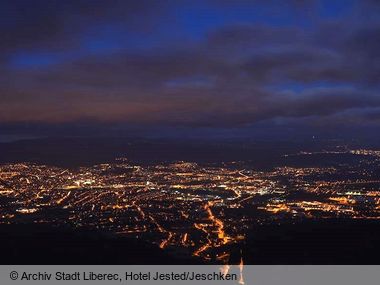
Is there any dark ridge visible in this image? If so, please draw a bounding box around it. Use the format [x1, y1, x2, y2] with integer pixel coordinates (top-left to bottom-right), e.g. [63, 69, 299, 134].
[243, 219, 380, 265]
[0, 224, 200, 265]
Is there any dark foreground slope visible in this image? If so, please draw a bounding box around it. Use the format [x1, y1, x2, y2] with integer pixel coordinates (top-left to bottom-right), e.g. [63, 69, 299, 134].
[1, 220, 379, 264]
[0, 224, 199, 265]
[243, 219, 380, 265]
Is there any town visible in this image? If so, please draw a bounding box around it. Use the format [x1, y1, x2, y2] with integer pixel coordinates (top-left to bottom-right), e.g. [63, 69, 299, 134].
[1, 148, 380, 263]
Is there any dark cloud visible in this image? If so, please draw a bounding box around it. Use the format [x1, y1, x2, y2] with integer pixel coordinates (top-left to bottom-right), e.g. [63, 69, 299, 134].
[0, 0, 380, 136]
[0, 0, 166, 55]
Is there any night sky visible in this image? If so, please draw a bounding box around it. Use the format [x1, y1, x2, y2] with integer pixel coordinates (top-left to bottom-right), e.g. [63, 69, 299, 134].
[1, 0, 380, 139]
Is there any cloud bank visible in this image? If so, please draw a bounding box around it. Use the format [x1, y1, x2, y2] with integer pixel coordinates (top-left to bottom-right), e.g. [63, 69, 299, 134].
[1, 0, 379, 137]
